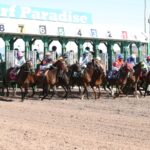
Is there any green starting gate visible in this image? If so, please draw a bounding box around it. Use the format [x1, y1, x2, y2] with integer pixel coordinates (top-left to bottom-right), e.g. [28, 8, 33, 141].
[0, 32, 149, 81]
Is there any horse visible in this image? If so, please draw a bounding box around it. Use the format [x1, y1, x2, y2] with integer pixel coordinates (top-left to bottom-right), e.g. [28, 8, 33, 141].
[68, 62, 82, 93]
[106, 63, 133, 98]
[16, 60, 35, 101]
[143, 70, 150, 96]
[41, 59, 70, 100]
[125, 62, 143, 98]
[2, 67, 20, 96]
[90, 59, 107, 99]
[80, 59, 106, 100]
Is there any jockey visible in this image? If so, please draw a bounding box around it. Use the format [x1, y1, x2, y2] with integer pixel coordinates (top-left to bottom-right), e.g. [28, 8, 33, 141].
[9, 50, 26, 80]
[79, 50, 89, 68]
[40, 51, 53, 71]
[126, 55, 136, 70]
[112, 54, 124, 71]
[51, 45, 58, 61]
[14, 50, 26, 68]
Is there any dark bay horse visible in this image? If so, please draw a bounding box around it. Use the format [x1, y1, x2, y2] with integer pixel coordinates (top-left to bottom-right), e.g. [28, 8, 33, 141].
[68, 62, 82, 93]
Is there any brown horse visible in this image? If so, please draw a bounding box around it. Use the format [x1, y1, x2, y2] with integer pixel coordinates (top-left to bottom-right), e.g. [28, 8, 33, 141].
[41, 59, 70, 100]
[16, 61, 35, 101]
[144, 70, 150, 96]
[106, 63, 133, 98]
[2, 67, 18, 96]
[90, 59, 107, 99]
[125, 62, 143, 98]
[80, 59, 106, 100]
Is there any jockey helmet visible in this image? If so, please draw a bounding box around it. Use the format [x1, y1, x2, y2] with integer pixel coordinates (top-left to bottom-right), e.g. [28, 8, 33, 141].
[118, 54, 123, 59]
[52, 45, 57, 51]
[127, 57, 130, 63]
[130, 56, 135, 62]
[147, 56, 150, 61]
[85, 46, 90, 51]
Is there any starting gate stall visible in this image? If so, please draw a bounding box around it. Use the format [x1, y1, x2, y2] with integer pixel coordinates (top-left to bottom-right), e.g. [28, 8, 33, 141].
[66, 50, 75, 65]
[51, 50, 57, 62]
[6, 50, 16, 69]
[99, 52, 108, 70]
[26, 50, 37, 69]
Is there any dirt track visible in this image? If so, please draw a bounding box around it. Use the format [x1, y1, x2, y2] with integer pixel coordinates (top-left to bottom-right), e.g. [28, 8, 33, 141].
[0, 95, 150, 150]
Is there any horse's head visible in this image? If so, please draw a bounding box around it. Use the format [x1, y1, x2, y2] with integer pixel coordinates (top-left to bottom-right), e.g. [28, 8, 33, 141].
[70, 62, 81, 72]
[119, 63, 132, 78]
[54, 60, 68, 72]
[133, 62, 143, 75]
[20, 60, 33, 73]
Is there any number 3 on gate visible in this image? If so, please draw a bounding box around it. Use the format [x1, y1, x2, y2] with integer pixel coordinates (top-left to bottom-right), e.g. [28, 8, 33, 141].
[18, 24, 25, 33]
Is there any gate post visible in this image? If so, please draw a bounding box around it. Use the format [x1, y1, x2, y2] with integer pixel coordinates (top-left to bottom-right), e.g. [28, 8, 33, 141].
[129, 43, 133, 55]
[136, 42, 142, 62]
[24, 37, 31, 60]
[92, 40, 100, 58]
[4, 37, 11, 71]
[75, 39, 84, 61]
[148, 42, 150, 55]
[42, 37, 49, 57]
[107, 41, 114, 70]
[59, 38, 68, 55]
[121, 42, 129, 61]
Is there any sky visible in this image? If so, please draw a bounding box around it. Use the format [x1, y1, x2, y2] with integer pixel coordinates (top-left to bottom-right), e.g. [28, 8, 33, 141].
[0, 0, 150, 55]
[1, 0, 150, 32]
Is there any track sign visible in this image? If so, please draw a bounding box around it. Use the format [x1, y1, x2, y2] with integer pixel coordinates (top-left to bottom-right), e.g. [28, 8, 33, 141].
[39, 25, 47, 34]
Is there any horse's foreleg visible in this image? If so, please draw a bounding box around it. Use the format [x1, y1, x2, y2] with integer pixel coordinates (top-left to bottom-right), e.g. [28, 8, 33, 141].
[92, 86, 97, 99]
[97, 85, 101, 99]
[134, 82, 139, 99]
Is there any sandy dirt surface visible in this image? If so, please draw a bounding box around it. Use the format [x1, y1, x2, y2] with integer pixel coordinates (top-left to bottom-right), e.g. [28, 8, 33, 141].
[0, 94, 150, 150]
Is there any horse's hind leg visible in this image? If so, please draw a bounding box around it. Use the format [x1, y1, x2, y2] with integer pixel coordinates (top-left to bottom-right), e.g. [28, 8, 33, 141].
[49, 86, 56, 99]
[144, 83, 149, 97]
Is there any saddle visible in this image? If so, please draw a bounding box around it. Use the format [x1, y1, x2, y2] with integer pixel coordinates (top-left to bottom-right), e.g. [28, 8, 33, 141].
[9, 68, 20, 81]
